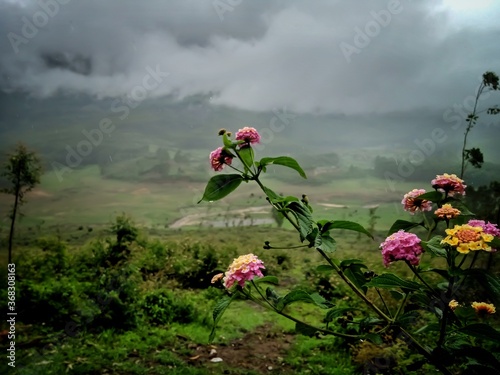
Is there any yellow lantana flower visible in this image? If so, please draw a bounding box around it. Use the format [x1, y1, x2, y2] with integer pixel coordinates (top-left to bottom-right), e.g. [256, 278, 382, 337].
[441, 224, 494, 254]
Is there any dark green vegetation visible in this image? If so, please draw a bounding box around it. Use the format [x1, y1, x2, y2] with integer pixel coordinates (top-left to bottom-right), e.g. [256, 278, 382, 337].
[1, 92, 500, 374]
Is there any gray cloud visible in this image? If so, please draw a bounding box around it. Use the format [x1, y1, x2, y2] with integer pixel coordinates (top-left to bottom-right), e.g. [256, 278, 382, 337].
[1, 0, 499, 114]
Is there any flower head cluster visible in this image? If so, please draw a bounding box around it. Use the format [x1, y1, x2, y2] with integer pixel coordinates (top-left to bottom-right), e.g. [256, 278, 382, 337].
[223, 253, 265, 289]
[235, 126, 261, 146]
[380, 230, 423, 267]
[449, 300, 460, 311]
[401, 189, 433, 214]
[209, 147, 233, 171]
[434, 204, 461, 220]
[431, 173, 466, 196]
[471, 302, 496, 317]
[468, 219, 500, 236]
[441, 224, 494, 254]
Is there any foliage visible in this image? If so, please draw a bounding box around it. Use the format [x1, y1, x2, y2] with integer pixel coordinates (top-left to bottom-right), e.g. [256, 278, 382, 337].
[1, 142, 42, 262]
[202, 126, 500, 375]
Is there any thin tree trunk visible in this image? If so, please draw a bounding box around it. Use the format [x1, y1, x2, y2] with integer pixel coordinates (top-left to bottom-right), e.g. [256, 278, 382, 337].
[7, 184, 20, 264]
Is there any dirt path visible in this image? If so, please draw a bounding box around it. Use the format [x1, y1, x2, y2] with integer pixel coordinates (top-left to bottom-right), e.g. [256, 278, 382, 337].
[183, 323, 295, 373]
[169, 206, 271, 228]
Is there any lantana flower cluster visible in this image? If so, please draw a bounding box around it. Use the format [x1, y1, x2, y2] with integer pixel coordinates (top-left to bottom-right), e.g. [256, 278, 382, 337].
[380, 230, 423, 267]
[213, 253, 266, 289]
[208, 127, 261, 172]
[401, 189, 433, 214]
[441, 224, 494, 254]
[431, 173, 466, 196]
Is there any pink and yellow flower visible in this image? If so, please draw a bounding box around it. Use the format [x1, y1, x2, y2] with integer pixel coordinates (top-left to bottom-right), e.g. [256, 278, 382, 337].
[401, 189, 433, 214]
[223, 253, 265, 288]
[434, 204, 461, 220]
[431, 173, 466, 196]
[380, 230, 423, 267]
[209, 147, 233, 171]
[441, 224, 494, 254]
[235, 127, 261, 146]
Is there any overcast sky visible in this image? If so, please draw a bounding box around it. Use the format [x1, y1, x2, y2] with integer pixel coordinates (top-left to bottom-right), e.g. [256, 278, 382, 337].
[1, 0, 499, 115]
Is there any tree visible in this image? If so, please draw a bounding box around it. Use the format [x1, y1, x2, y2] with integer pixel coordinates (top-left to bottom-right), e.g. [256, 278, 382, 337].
[460, 71, 499, 178]
[1, 143, 42, 263]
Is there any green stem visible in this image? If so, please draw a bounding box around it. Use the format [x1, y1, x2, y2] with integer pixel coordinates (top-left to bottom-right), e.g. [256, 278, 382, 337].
[375, 288, 392, 318]
[406, 261, 442, 300]
[317, 249, 392, 322]
[248, 281, 361, 339]
[460, 82, 485, 179]
[393, 292, 410, 322]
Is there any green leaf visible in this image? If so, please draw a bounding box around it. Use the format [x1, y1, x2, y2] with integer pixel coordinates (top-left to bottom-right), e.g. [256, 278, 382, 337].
[259, 156, 307, 179]
[389, 290, 404, 300]
[253, 276, 279, 285]
[340, 259, 366, 269]
[237, 147, 254, 172]
[316, 265, 334, 273]
[319, 220, 373, 239]
[364, 333, 383, 345]
[490, 236, 500, 249]
[277, 290, 331, 311]
[314, 233, 337, 253]
[209, 294, 237, 342]
[387, 220, 423, 236]
[416, 191, 443, 202]
[415, 323, 440, 334]
[421, 236, 447, 258]
[286, 201, 315, 241]
[458, 324, 500, 342]
[261, 185, 282, 202]
[198, 174, 243, 203]
[421, 268, 450, 280]
[324, 307, 357, 323]
[365, 273, 422, 292]
[344, 265, 369, 294]
[295, 321, 317, 337]
[266, 287, 281, 305]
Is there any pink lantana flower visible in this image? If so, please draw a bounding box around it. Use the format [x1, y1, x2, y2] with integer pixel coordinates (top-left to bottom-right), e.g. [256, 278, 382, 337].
[431, 173, 466, 196]
[401, 189, 433, 214]
[209, 147, 233, 171]
[468, 219, 500, 251]
[380, 230, 423, 267]
[223, 253, 265, 288]
[235, 127, 261, 146]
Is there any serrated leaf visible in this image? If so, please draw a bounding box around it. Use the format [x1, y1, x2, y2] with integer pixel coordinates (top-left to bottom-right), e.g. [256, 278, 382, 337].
[277, 290, 330, 311]
[261, 185, 282, 202]
[421, 236, 447, 258]
[209, 294, 237, 342]
[198, 174, 243, 203]
[319, 220, 373, 239]
[314, 233, 337, 253]
[259, 156, 307, 179]
[253, 276, 279, 285]
[387, 220, 423, 236]
[286, 201, 315, 241]
[365, 273, 422, 292]
[462, 269, 500, 304]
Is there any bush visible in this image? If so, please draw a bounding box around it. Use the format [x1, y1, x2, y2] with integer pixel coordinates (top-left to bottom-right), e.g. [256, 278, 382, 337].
[140, 289, 195, 325]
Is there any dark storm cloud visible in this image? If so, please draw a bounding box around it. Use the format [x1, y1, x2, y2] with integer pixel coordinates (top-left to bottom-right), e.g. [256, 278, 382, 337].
[0, 0, 499, 114]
